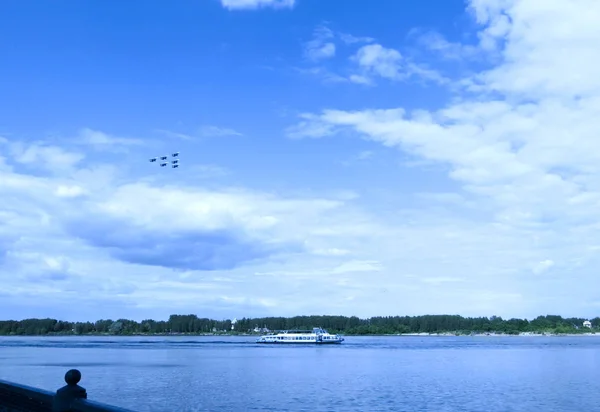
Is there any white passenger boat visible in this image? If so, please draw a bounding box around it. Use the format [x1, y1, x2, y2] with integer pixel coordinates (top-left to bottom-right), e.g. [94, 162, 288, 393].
[256, 327, 344, 344]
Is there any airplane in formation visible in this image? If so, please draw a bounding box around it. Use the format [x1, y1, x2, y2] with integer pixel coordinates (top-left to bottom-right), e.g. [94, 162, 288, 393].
[149, 152, 180, 168]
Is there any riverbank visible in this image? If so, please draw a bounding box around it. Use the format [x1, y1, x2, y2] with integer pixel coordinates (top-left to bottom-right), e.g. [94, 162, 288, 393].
[398, 332, 599, 337]
[1, 331, 598, 337]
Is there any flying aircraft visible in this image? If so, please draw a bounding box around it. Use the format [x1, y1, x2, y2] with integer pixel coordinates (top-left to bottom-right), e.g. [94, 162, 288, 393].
[150, 151, 180, 169]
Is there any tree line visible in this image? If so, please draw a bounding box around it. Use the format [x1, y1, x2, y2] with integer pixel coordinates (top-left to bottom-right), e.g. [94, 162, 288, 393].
[0, 314, 598, 336]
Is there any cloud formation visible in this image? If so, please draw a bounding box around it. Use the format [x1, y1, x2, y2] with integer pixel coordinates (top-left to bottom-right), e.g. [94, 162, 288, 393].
[286, 0, 600, 315]
[298, 25, 446, 86]
[0, 135, 394, 319]
[3, 0, 599, 322]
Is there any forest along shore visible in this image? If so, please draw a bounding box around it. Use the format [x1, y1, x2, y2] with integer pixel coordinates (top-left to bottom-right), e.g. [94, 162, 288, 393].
[0, 314, 598, 336]
[402, 332, 599, 337]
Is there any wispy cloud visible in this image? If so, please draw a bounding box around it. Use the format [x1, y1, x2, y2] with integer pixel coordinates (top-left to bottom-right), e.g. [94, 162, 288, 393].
[220, 0, 295, 10]
[155, 126, 242, 140]
[339, 150, 375, 166]
[186, 164, 231, 179]
[421, 277, 465, 285]
[198, 125, 243, 138]
[350, 43, 447, 85]
[414, 30, 480, 60]
[77, 128, 143, 148]
[6, 141, 84, 173]
[304, 26, 336, 61]
[298, 27, 447, 86]
[533, 260, 554, 275]
[154, 129, 194, 141]
[332, 260, 383, 274]
[294, 67, 348, 84]
[339, 32, 374, 45]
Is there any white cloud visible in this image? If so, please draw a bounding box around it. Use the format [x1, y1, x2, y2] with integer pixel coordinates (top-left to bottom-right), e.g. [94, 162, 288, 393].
[295, 67, 348, 84]
[286, 113, 338, 139]
[332, 260, 383, 274]
[8, 142, 84, 172]
[154, 126, 242, 140]
[353, 44, 403, 79]
[304, 26, 336, 61]
[285, 0, 600, 316]
[185, 164, 231, 179]
[308, 42, 335, 60]
[357, 150, 373, 160]
[220, 0, 295, 10]
[198, 125, 243, 138]
[416, 31, 480, 60]
[0, 135, 403, 319]
[311, 248, 350, 257]
[348, 74, 373, 85]
[338, 150, 375, 167]
[421, 277, 465, 285]
[350, 43, 447, 85]
[299, 27, 445, 86]
[77, 128, 143, 148]
[469, 0, 600, 99]
[55, 185, 87, 198]
[533, 259, 554, 275]
[43, 255, 70, 272]
[339, 33, 374, 45]
[154, 129, 194, 141]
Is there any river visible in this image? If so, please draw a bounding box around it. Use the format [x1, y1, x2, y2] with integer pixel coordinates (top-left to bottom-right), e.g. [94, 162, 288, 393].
[1, 335, 599, 411]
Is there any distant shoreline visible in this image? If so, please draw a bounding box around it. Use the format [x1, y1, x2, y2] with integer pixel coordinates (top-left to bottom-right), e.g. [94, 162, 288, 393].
[398, 332, 600, 337]
[2, 315, 596, 337]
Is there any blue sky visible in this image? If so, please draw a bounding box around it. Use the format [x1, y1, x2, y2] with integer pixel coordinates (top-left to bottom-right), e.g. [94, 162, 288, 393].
[1, 0, 599, 322]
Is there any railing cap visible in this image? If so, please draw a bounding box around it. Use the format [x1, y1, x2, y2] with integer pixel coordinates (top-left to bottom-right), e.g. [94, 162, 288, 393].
[65, 369, 82, 386]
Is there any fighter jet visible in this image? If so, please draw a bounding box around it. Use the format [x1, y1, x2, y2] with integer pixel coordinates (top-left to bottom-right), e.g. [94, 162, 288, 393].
[150, 151, 180, 169]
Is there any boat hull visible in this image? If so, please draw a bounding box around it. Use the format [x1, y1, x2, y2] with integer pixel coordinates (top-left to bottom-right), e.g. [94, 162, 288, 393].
[256, 339, 344, 344]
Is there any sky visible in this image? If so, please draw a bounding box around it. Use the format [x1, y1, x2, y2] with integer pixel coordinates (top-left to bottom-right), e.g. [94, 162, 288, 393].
[1, 0, 599, 322]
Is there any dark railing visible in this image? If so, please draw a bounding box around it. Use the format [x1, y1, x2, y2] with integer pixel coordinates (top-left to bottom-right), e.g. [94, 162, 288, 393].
[0, 370, 135, 412]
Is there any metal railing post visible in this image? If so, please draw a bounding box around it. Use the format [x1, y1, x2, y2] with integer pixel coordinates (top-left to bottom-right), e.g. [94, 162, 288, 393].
[52, 369, 87, 412]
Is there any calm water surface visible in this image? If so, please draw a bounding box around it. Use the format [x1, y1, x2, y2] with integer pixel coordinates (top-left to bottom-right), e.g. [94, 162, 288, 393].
[1, 336, 599, 411]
